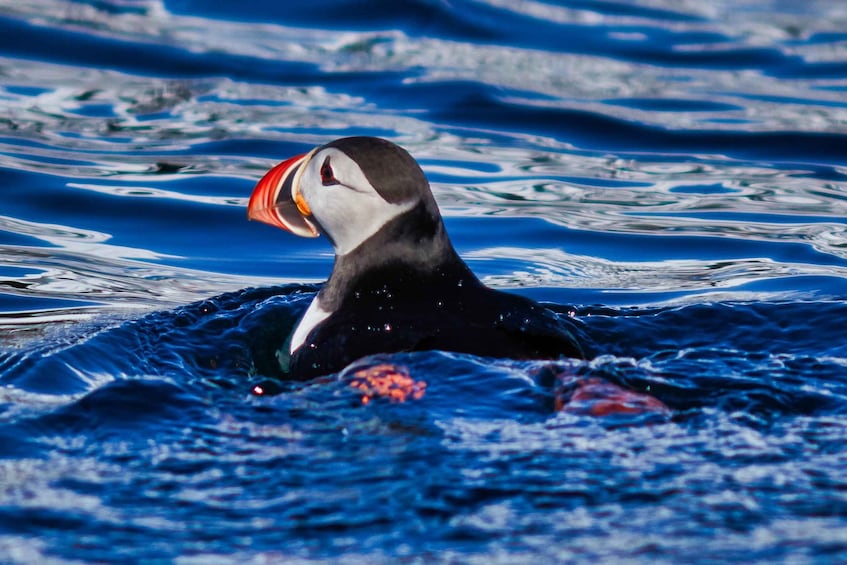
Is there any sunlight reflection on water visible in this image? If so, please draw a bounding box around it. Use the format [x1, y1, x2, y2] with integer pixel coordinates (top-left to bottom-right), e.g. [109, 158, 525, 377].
[1, 1, 847, 562]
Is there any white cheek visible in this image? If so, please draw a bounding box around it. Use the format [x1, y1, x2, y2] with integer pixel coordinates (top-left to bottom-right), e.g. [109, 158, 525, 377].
[301, 161, 414, 256]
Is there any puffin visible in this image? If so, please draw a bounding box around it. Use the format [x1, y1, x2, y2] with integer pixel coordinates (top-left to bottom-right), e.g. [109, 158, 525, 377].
[247, 136, 584, 379]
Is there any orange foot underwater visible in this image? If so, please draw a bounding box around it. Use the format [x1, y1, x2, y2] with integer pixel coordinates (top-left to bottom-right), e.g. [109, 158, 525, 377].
[349, 363, 427, 405]
[555, 376, 670, 417]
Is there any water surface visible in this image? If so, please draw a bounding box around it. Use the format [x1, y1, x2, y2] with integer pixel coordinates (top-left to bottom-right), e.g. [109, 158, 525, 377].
[1, 1, 846, 562]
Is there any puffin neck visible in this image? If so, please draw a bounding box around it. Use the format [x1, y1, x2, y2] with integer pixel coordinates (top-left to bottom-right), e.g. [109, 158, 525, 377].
[318, 202, 478, 311]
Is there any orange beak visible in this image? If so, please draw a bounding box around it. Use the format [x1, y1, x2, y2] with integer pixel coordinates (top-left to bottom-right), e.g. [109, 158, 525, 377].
[247, 153, 319, 238]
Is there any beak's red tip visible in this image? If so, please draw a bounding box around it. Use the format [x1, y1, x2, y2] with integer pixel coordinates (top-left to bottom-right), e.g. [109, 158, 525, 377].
[247, 154, 301, 224]
[247, 153, 319, 237]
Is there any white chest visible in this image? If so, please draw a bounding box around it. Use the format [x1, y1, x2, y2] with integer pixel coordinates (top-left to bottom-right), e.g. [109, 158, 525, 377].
[290, 296, 332, 354]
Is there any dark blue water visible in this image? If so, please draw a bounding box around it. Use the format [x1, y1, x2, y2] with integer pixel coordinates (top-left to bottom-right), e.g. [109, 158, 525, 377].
[1, 0, 847, 561]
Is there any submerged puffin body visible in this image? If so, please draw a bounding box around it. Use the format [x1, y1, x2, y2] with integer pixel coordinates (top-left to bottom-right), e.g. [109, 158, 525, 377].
[248, 137, 583, 380]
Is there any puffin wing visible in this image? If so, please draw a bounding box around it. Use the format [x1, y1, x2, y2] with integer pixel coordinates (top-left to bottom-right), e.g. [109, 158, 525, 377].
[472, 288, 584, 360]
[288, 288, 584, 379]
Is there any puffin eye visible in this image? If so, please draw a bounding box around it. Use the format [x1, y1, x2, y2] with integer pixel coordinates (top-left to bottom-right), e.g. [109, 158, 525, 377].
[320, 157, 337, 186]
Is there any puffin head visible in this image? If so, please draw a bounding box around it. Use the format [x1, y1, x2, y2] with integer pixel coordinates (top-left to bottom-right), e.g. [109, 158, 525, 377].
[248, 137, 438, 256]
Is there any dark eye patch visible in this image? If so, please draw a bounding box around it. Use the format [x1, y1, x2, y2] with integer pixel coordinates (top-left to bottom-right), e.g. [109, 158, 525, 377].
[320, 157, 337, 186]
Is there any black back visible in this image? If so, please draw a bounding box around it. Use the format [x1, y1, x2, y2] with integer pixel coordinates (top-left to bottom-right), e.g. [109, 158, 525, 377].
[289, 272, 584, 379]
[288, 203, 584, 379]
